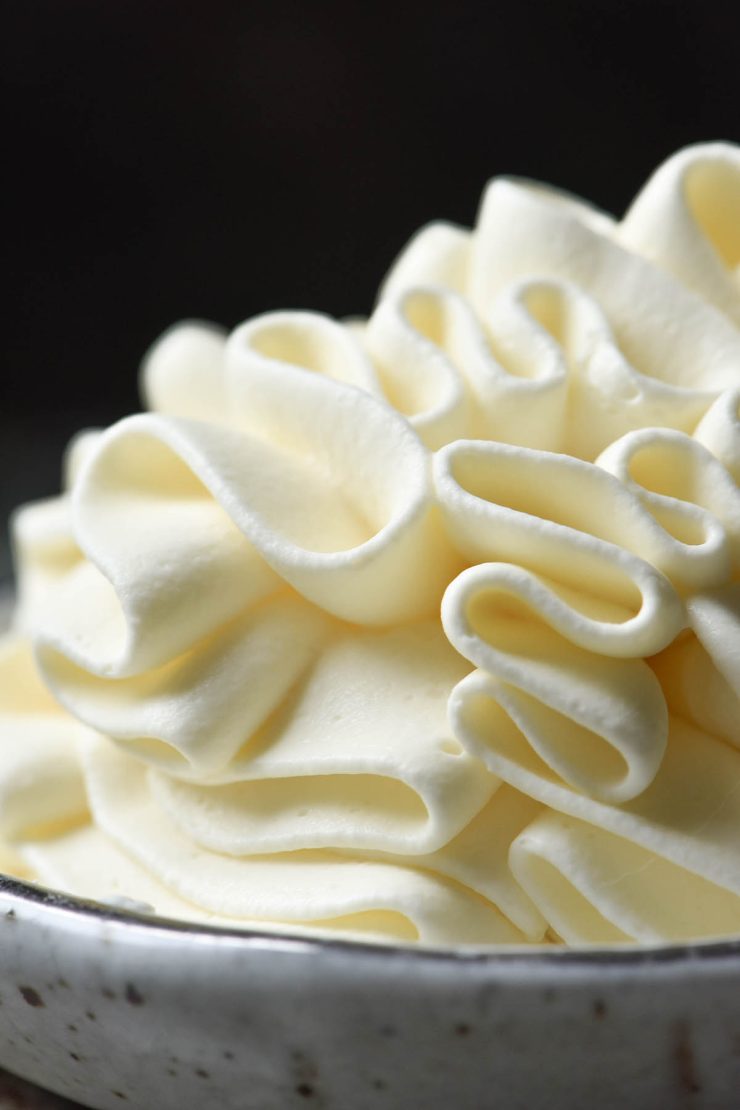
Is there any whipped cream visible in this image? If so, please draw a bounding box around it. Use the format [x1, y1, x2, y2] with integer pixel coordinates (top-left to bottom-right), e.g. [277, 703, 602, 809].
[1, 142, 739, 946]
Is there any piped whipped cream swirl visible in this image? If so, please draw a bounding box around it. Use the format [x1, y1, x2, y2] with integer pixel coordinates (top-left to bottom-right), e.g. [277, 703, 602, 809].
[1, 142, 739, 946]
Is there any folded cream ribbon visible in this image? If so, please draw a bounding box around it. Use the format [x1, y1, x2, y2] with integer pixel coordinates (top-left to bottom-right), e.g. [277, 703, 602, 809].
[1, 142, 738, 946]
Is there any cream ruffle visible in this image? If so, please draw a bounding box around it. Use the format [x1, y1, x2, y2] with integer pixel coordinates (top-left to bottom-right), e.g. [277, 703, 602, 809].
[1, 143, 739, 946]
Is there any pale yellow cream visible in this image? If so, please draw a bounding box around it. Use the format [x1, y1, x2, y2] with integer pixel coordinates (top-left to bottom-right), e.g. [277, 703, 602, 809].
[1, 142, 739, 945]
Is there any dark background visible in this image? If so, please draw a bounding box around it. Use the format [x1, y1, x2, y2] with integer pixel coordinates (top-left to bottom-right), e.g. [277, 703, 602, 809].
[2, 0, 739, 578]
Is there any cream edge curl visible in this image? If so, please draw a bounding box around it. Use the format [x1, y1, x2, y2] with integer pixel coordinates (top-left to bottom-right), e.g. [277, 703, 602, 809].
[1, 141, 739, 947]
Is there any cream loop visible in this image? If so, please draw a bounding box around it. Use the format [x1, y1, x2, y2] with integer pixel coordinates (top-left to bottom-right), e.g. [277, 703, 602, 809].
[442, 568, 669, 803]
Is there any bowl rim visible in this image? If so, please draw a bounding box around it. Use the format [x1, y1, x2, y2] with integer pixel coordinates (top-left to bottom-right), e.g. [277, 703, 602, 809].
[4, 872, 740, 968]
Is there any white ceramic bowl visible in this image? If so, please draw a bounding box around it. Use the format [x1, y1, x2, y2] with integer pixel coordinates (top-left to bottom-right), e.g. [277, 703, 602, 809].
[1, 875, 739, 1109]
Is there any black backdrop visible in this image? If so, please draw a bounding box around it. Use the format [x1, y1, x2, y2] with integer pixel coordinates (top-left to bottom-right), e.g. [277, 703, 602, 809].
[2, 0, 739, 576]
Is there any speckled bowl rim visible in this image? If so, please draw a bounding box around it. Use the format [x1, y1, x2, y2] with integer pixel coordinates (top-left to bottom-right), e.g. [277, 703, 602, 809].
[3, 872, 740, 968]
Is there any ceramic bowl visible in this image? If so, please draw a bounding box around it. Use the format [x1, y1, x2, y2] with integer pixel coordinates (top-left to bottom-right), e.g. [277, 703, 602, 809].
[1, 875, 739, 1109]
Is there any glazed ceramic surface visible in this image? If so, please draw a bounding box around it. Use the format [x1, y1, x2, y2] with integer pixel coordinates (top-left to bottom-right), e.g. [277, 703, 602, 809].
[0, 876, 739, 1110]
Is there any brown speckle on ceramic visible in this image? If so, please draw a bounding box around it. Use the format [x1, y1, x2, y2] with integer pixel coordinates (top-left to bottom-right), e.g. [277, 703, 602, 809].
[123, 984, 144, 1006]
[291, 1047, 319, 1102]
[674, 1022, 702, 1095]
[18, 988, 44, 1009]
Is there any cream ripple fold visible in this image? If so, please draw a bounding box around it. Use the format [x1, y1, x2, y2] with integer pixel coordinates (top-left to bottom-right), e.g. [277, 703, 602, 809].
[1, 142, 739, 946]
